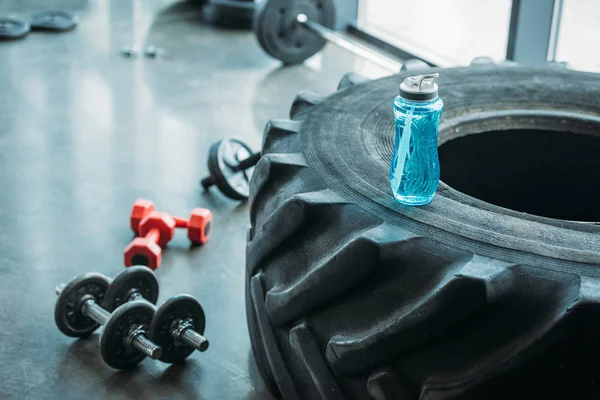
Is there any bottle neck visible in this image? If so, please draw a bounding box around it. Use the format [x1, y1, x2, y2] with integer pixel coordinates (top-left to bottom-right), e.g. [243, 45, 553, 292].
[397, 95, 440, 106]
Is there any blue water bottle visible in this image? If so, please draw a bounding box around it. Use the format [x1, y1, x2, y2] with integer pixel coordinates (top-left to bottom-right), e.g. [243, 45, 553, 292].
[390, 73, 443, 206]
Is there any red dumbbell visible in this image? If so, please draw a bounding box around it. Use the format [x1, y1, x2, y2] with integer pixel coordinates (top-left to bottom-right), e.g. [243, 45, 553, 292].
[130, 199, 155, 233]
[124, 212, 175, 270]
[129, 199, 212, 245]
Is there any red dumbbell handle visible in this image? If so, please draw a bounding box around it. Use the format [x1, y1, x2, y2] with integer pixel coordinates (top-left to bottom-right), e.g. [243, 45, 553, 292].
[172, 217, 188, 228]
[145, 228, 161, 243]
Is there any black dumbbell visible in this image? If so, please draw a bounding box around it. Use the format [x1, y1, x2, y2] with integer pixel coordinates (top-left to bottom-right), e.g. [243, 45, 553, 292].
[201, 138, 260, 201]
[54, 272, 162, 369]
[104, 267, 209, 363]
[30, 11, 78, 32]
[0, 11, 77, 41]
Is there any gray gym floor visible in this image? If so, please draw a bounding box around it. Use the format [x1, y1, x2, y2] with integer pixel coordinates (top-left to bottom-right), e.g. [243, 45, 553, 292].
[0, 0, 389, 399]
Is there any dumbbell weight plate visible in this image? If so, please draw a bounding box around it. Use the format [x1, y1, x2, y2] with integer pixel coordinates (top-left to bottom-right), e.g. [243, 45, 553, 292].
[54, 273, 111, 338]
[30, 11, 78, 32]
[99, 301, 156, 369]
[103, 266, 160, 312]
[207, 138, 255, 200]
[0, 18, 30, 40]
[254, 0, 335, 64]
[149, 294, 207, 363]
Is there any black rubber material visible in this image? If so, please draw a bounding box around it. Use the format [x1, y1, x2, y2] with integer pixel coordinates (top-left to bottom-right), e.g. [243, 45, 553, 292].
[99, 301, 155, 369]
[206, 138, 254, 200]
[0, 18, 30, 40]
[254, 0, 335, 65]
[336, 72, 370, 91]
[30, 11, 78, 32]
[400, 58, 430, 71]
[103, 266, 160, 312]
[204, 0, 255, 30]
[148, 294, 207, 364]
[54, 273, 110, 338]
[246, 66, 600, 399]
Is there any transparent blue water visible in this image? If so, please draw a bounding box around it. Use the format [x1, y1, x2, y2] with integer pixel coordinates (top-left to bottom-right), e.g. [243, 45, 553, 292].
[390, 95, 444, 206]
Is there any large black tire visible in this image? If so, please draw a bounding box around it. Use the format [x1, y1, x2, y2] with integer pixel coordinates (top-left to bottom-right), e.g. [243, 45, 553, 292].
[246, 67, 600, 400]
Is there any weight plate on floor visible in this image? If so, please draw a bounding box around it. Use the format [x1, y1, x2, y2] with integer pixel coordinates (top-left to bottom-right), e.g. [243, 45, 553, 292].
[254, 0, 335, 64]
[149, 294, 207, 364]
[30, 11, 78, 32]
[207, 138, 255, 200]
[54, 273, 111, 338]
[100, 301, 156, 369]
[103, 266, 159, 312]
[204, 0, 255, 30]
[0, 18, 30, 40]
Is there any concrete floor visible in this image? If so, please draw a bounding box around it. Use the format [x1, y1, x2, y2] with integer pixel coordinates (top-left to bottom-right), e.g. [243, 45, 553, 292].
[0, 1, 388, 399]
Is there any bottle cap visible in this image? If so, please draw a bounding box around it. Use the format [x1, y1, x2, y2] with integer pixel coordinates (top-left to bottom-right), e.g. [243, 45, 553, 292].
[399, 73, 439, 101]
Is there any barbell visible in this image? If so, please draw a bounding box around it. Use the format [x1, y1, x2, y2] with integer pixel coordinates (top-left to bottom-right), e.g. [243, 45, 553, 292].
[253, 0, 428, 71]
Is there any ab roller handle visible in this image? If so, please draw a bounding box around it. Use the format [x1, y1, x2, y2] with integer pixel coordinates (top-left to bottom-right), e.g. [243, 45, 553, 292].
[201, 151, 260, 189]
[55, 282, 163, 361]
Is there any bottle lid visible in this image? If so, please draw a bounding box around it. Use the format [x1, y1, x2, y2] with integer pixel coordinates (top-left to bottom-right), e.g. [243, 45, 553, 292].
[399, 73, 439, 101]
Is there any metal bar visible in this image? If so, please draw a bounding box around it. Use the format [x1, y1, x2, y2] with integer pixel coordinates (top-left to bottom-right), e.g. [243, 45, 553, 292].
[297, 14, 401, 72]
[547, 0, 564, 61]
[347, 24, 452, 67]
[347, 24, 443, 67]
[82, 300, 111, 325]
[506, 0, 558, 66]
[180, 327, 210, 352]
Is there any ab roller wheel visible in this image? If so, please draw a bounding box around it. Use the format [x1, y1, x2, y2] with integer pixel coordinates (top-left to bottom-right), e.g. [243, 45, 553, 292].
[202, 138, 259, 201]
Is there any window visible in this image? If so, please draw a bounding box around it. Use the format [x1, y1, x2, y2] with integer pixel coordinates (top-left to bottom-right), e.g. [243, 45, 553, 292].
[358, 0, 513, 66]
[555, 0, 600, 72]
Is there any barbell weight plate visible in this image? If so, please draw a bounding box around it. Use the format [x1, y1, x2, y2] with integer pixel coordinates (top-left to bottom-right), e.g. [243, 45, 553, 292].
[0, 18, 30, 40]
[102, 266, 160, 312]
[148, 294, 207, 364]
[207, 138, 255, 200]
[54, 273, 111, 338]
[99, 301, 155, 369]
[30, 11, 78, 32]
[254, 0, 336, 64]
